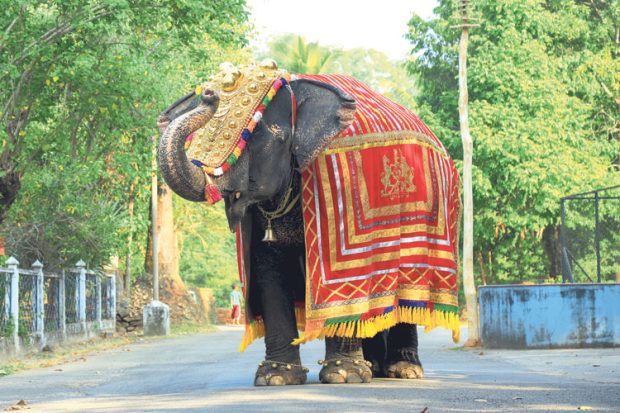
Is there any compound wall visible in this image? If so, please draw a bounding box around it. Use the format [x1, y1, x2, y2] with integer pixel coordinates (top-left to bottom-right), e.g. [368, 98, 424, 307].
[479, 284, 619, 348]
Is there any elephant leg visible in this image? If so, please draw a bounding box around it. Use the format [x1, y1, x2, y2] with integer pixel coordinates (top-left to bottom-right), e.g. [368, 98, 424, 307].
[319, 337, 372, 384]
[362, 331, 387, 378]
[384, 323, 424, 379]
[252, 246, 307, 386]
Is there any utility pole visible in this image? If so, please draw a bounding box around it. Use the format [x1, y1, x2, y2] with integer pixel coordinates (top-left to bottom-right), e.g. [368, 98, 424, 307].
[454, 0, 480, 346]
[151, 138, 159, 303]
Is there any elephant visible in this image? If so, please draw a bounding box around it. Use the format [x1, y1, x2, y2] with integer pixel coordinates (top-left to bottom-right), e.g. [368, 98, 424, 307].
[157, 61, 460, 386]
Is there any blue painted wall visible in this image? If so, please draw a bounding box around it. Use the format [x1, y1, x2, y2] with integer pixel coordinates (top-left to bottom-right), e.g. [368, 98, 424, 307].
[479, 284, 619, 348]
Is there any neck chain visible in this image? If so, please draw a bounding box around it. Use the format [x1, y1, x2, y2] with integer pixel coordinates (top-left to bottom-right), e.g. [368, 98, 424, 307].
[257, 172, 300, 242]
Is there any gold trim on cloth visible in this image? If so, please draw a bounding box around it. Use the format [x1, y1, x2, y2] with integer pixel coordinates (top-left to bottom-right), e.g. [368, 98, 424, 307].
[324, 131, 449, 158]
[186, 63, 285, 168]
[315, 151, 453, 273]
[306, 284, 458, 321]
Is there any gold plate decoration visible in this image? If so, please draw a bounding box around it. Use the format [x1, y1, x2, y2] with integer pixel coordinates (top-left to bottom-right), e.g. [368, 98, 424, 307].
[186, 60, 290, 176]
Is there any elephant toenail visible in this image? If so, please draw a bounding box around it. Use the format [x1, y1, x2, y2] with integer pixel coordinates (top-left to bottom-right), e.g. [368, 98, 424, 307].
[269, 376, 285, 385]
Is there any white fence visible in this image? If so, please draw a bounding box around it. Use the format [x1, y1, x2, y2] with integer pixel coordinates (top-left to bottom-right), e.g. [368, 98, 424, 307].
[0, 257, 116, 355]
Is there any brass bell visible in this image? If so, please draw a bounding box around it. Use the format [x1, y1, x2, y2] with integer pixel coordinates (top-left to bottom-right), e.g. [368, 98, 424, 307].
[262, 219, 276, 242]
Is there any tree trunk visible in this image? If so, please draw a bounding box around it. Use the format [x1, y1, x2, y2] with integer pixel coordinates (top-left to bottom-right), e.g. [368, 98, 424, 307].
[157, 183, 184, 290]
[488, 251, 494, 284]
[145, 181, 186, 293]
[477, 251, 487, 286]
[124, 191, 135, 294]
[543, 225, 561, 279]
[458, 21, 480, 346]
[0, 171, 21, 225]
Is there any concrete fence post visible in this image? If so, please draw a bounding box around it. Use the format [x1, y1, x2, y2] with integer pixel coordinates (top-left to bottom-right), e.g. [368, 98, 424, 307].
[95, 273, 102, 326]
[76, 260, 86, 333]
[59, 270, 66, 341]
[3, 268, 10, 322]
[32, 260, 44, 345]
[6, 256, 19, 351]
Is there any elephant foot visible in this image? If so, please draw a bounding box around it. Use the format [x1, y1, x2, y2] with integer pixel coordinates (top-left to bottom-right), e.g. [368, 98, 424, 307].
[318, 358, 373, 384]
[385, 351, 424, 379]
[385, 361, 424, 379]
[254, 361, 308, 386]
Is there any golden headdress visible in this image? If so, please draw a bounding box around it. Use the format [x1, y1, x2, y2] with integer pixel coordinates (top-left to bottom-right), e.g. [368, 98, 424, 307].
[186, 60, 291, 176]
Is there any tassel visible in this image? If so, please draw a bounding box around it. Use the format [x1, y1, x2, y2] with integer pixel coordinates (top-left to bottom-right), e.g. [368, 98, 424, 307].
[203, 171, 222, 204]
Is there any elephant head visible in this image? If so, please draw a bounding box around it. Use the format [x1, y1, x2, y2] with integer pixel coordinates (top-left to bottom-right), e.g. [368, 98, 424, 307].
[157, 61, 356, 231]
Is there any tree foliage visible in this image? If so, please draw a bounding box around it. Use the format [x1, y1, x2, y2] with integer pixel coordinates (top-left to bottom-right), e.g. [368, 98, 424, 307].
[1, 0, 250, 270]
[258, 34, 419, 109]
[408, 0, 619, 282]
[175, 199, 238, 307]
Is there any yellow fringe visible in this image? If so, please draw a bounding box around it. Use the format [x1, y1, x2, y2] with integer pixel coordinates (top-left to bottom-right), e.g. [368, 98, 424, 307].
[295, 306, 306, 330]
[238, 306, 307, 352]
[292, 306, 460, 346]
[239, 320, 265, 352]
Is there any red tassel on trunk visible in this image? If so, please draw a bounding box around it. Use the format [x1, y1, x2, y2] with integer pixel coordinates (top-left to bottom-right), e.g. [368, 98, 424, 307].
[203, 171, 222, 204]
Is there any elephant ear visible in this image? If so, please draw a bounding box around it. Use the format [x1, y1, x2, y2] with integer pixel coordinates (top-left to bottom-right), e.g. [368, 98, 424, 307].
[291, 79, 357, 169]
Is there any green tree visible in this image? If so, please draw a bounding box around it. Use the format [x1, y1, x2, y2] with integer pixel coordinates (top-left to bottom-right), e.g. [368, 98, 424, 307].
[1, 0, 249, 269]
[266, 34, 338, 74]
[175, 199, 238, 307]
[408, 0, 619, 282]
[259, 33, 418, 108]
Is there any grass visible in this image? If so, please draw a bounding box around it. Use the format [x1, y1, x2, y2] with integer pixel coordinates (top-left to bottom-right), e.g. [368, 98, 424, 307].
[0, 321, 216, 377]
[0, 334, 138, 377]
[170, 321, 217, 336]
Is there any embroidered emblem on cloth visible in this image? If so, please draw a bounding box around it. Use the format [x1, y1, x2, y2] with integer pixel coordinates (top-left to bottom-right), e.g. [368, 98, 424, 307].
[237, 74, 461, 351]
[381, 149, 417, 200]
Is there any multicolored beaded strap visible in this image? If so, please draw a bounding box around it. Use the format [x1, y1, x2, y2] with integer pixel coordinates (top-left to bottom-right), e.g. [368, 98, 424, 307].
[183, 72, 292, 204]
[188, 72, 292, 177]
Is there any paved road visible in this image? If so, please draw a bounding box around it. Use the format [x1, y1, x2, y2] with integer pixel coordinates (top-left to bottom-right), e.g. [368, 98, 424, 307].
[0, 326, 618, 412]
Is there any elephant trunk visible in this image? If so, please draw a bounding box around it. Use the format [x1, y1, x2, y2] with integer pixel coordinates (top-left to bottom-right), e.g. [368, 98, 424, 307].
[157, 90, 220, 202]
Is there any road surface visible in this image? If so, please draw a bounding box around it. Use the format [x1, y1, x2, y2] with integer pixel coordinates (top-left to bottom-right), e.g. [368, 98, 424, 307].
[0, 326, 618, 412]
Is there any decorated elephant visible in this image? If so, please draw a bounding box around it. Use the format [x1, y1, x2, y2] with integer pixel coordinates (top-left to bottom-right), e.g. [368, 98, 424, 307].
[157, 61, 461, 386]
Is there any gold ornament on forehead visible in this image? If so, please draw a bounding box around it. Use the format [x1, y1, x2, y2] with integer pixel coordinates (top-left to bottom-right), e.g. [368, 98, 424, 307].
[186, 60, 286, 170]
